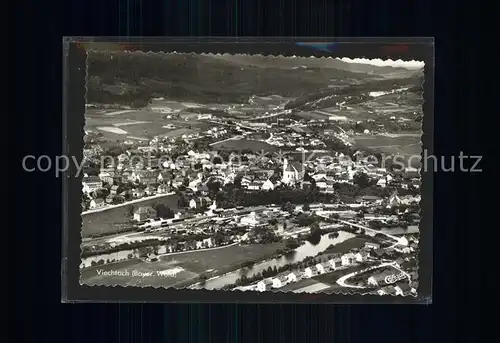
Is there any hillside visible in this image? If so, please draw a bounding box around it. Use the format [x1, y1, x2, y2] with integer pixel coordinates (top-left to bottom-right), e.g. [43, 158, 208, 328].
[284, 75, 423, 111]
[210, 54, 416, 75]
[86, 51, 375, 107]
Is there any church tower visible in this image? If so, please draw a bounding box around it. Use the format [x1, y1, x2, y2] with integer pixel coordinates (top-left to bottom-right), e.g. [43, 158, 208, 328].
[282, 158, 295, 184]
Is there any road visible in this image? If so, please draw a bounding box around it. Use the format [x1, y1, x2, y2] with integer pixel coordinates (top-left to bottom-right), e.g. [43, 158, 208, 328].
[206, 120, 260, 132]
[209, 135, 245, 146]
[336, 261, 398, 289]
[82, 192, 176, 215]
[245, 109, 291, 121]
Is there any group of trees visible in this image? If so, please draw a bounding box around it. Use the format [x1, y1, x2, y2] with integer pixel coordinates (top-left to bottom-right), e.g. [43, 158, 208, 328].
[81, 238, 164, 258]
[211, 187, 338, 209]
[248, 226, 280, 244]
[153, 202, 175, 219]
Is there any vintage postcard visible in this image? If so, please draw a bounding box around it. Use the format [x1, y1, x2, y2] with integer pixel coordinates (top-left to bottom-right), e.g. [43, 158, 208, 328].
[77, 46, 427, 298]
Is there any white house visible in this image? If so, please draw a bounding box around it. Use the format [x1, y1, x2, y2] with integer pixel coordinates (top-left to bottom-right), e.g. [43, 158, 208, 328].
[82, 176, 103, 194]
[133, 207, 156, 222]
[256, 279, 274, 292]
[315, 263, 326, 274]
[387, 191, 402, 207]
[89, 198, 105, 209]
[272, 275, 288, 288]
[240, 178, 252, 188]
[367, 276, 379, 287]
[376, 178, 387, 188]
[355, 251, 369, 262]
[303, 267, 315, 278]
[157, 172, 171, 183]
[261, 179, 275, 191]
[286, 272, 298, 283]
[240, 212, 259, 226]
[341, 253, 357, 266]
[364, 242, 380, 250]
[394, 283, 412, 296]
[157, 184, 170, 194]
[397, 236, 409, 247]
[247, 182, 262, 191]
[329, 258, 342, 270]
[189, 199, 197, 209]
[132, 188, 146, 198]
[377, 289, 387, 296]
[144, 185, 155, 196]
[189, 179, 202, 192]
[98, 171, 115, 185]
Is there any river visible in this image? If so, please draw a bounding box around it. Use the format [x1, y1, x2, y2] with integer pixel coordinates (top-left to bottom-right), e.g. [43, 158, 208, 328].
[80, 238, 214, 268]
[192, 231, 356, 290]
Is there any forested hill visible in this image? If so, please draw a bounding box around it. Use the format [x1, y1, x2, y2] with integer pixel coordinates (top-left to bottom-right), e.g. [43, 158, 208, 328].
[86, 51, 381, 107]
[284, 75, 423, 111]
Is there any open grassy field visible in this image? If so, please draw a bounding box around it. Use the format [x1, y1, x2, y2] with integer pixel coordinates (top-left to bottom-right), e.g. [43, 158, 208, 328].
[159, 242, 286, 274]
[80, 258, 200, 288]
[81, 242, 286, 287]
[354, 134, 422, 158]
[322, 236, 369, 255]
[277, 264, 369, 293]
[296, 111, 329, 120]
[82, 193, 180, 237]
[313, 264, 371, 285]
[85, 108, 210, 141]
[211, 139, 278, 153]
[278, 277, 320, 292]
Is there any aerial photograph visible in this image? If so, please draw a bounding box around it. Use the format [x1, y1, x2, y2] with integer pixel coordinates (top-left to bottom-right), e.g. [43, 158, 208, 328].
[80, 51, 423, 296]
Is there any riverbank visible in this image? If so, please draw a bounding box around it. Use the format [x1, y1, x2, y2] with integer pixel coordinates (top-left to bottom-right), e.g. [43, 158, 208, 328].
[191, 231, 366, 290]
[80, 241, 286, 288]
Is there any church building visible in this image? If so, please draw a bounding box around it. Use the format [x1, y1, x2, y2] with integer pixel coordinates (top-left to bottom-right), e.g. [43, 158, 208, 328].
[282, 159, 305, 185]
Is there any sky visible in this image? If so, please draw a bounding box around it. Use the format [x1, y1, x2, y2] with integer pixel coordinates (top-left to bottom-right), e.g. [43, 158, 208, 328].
[338, 58, 425, 70]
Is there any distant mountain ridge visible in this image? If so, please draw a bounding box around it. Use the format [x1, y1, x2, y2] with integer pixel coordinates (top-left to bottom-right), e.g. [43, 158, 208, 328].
[209, 54, 415, 75]
[86, 51, 423, 108]
[86, 51, 378, 107]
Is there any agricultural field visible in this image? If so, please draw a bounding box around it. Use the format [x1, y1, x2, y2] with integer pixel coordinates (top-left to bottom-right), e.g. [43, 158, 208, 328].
[312, 264, 372, 285]
[81, 242, 286, 287]
[80, 258, 200, 288]
[82, 193, 180, 237]
[353, 134, 422, 159]
[85, 108, 210, 141]
[159, 242, 285, 275]
[211, 139, 278, 153]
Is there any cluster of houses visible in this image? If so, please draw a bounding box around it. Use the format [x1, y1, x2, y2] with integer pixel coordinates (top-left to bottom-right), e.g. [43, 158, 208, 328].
[82, 170, 173, 210]
[266, 131, 326, 148]
[255, 249, 371, 292]
[82, 121, 420, 213]
[254, 239, 418, 296]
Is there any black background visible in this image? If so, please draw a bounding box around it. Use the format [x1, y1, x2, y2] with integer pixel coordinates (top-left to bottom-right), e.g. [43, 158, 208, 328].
[11, 0, 483, 342]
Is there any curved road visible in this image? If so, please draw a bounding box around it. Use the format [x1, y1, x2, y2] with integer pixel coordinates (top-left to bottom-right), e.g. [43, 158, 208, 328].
[336, 261, 412, 289]
[336, 261, 397, 288]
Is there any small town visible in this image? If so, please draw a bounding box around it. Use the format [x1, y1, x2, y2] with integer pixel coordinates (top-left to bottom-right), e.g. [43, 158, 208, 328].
[80, 51, 423, 295]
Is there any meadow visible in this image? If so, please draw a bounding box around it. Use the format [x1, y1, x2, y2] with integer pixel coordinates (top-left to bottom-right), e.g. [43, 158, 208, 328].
[85, 108, 209, 141]
[82, 193, 180, 237]
[211, 139, 278, 153]
[80, 242, 286, 287]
